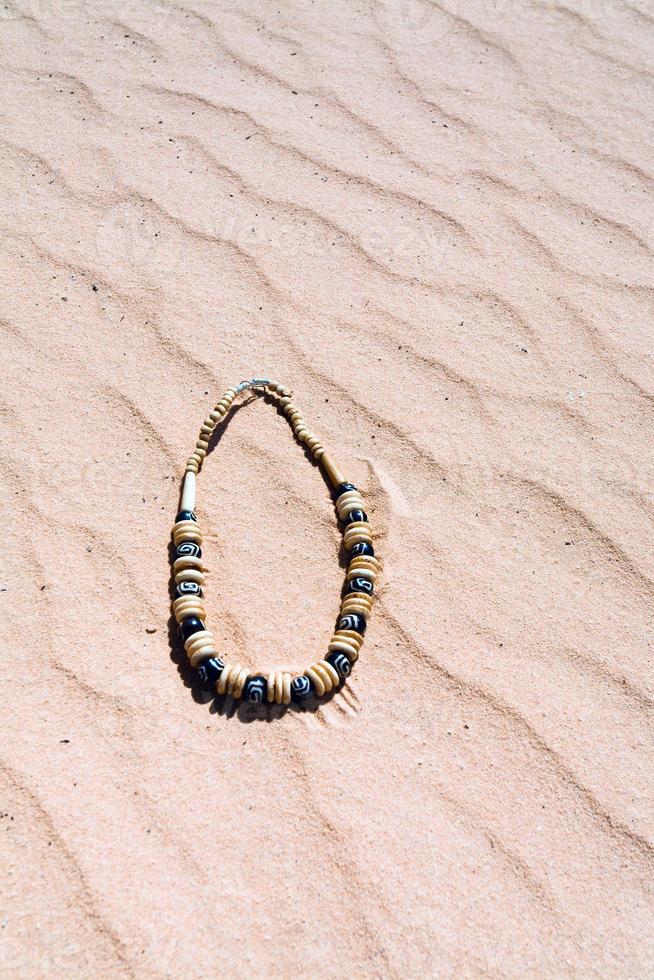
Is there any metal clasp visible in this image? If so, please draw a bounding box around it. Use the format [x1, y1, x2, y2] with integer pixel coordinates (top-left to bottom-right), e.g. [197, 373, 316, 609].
[235, 378, 270, 394]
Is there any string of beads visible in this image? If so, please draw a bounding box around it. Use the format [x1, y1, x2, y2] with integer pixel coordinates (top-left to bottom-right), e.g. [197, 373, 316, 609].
[172, 379, 377, 704]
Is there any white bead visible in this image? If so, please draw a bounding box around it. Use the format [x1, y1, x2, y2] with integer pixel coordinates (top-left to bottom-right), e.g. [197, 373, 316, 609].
[180, 471, 196, 512]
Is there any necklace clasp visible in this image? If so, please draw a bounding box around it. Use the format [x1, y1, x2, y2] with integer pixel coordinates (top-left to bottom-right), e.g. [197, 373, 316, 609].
[235, 378, 269, 395]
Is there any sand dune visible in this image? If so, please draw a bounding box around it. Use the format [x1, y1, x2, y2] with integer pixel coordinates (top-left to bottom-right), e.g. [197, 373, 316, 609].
[1, 0, 653, 976]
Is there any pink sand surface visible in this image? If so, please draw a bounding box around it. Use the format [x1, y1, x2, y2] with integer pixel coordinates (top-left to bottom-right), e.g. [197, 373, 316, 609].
[1, 1, 653, 976]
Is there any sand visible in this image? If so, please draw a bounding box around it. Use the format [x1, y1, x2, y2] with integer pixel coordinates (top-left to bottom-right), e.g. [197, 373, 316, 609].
[1, 0, 653, 976]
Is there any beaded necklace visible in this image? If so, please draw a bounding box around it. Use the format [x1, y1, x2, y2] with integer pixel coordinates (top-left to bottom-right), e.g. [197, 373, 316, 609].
[172, 379, 377, 705]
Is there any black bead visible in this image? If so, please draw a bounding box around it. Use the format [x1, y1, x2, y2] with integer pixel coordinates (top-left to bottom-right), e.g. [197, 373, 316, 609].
[335, 483, 357, 499]
[175, 581, 203, 599]
[349, 541, 374, 558]
[338, 613, 367, 634]
[197, 657, 223, 687]
[291, 675, 314, 701]
[346, 577, 374, 597]
[243, 675, 267, 704]
[345, 510, 368, 524]
[326, 651, 351, 679]
[179, 617, 205, 641]
[175, 541, 202, 559]
[176, 509, 197, 523]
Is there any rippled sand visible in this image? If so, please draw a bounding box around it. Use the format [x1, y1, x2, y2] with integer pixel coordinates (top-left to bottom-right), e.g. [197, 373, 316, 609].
[1, 1, 653, 976]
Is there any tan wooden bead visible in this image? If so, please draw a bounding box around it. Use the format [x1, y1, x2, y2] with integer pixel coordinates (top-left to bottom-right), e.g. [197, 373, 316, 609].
[217, 663, 235, 695]
[343, 586, 373, 603]
[347, 565, 377, 580]
[218, 663, 249, 697]
[348, 555, 379, 569]
[173, 555, 203, 573]
[185, 638, 216, 661]
[233, 667, 250, 697]
[311, 662, 331, 692]
[174, 530, 202, 547]
[340, 600, 371, 618]
[173, 530, 201, 544]
[346, 567, 376, 584]
[197, 439, 209, 450]
[320, 453, 346, 489]
[175, 605, 206, 623]
[172, 596, 199, 612]
[334, 629, 363, 648]
[184, 627, 216, 657]
[174, 567, 205, 583]
[194, 446, 207, 458]
[316, 659, 339, 687]
[306, 660, 339, 695]
[333, 628, 364, 646]
[173, 596, 205, 610]
[173, 519, 200, 534]
[341, 598, 372, 617]
[313, 446, 325, 459]
[209, 410, 224, 422]
[337, 490, 363, 507]
[328, 638, 360, 660]
[173, 596, 206, 615]
[337, 493, 365, 514]
[338, 500, 366, 520]
[343, 527, 373, 549]
[184, 629, 214, 651]
[175, 568, 204, 585]
[343, 520, 373, 537]
[265, 670, 292, 705]
[343, 518, 371, 531]
[305, 665, 326, 697]
[341, 591, 372, 607]
[174, 603, 205, 620]
[306, 436, 321, 450]
[341, 593, 372, 608]
[173, 518, 201, 532]
[172, 594, 205, 611]
[200, 422, 214, 434]
[184, 630, 214, 656]
[344, 590, 373, 606]
[173, 531, 202, 547]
